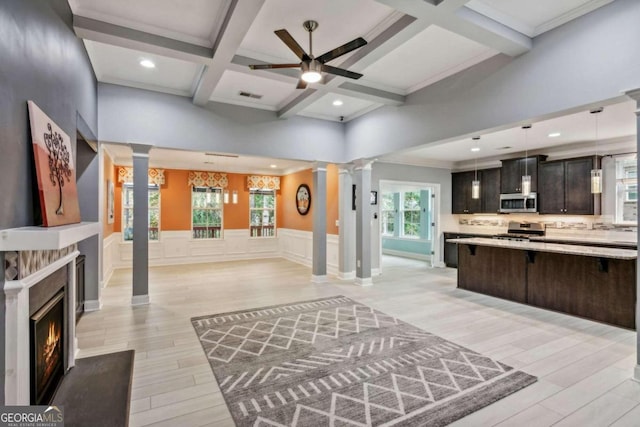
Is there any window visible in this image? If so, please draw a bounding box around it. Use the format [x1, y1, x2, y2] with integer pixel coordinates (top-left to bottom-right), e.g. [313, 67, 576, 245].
[401, 191, 421, 238]
[192, 187, 223, 239]
[122, 184, 160, 241]
[249, 189, 275, 237]
[615, 156, 637, 223]
[381, 193, 395, 235]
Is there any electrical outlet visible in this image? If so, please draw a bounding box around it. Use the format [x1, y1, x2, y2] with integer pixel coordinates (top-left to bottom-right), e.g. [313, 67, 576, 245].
[357, 260, 361, 268]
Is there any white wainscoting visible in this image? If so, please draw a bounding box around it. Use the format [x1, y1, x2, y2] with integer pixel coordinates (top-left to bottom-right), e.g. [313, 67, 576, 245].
[103, 229, 340, 282]
[278, 229, 339, 276]
[102, 232, 118, 287]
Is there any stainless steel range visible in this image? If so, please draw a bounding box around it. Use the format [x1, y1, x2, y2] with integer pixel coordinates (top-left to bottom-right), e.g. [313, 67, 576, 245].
[493, 221, 545, 241]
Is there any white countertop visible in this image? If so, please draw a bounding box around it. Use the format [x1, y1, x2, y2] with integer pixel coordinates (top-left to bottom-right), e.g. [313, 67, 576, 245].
[529, 236, 636, 247]
[447, 237, 637, 260]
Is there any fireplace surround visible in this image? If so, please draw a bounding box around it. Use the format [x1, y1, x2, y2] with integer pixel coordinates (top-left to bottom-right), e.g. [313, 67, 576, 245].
[2, 221, 100, 405]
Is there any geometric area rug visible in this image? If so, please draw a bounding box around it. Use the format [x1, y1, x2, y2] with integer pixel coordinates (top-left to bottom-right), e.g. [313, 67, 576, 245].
[191, 296, 537, 426]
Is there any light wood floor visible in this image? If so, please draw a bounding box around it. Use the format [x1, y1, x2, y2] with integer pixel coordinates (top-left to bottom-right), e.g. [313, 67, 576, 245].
[76, 256, 640, 426]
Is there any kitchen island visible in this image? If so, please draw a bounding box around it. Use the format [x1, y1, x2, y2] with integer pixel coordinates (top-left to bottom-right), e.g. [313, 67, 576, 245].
[447, 237, 637, 329]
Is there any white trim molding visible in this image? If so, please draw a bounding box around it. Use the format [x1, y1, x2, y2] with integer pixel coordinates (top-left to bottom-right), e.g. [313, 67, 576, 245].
[132, 294, 150, 306]
[355, 277, 373, 287]
[3, 250, 79, 405]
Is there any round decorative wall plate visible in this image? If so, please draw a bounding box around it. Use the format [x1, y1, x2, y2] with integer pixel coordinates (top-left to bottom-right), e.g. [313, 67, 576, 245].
[296, 184, 311, 215]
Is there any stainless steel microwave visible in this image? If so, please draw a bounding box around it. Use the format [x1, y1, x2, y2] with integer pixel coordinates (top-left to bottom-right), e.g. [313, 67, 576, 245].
[499, 193, 537, 213]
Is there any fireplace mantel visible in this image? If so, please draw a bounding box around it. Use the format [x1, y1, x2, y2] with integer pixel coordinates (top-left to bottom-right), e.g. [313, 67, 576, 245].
[0, 222, 100, 251]
[2, 221, 99, 405]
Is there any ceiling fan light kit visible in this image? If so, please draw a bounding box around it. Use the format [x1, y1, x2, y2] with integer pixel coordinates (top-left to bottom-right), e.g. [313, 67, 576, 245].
[248, 20, 367, 89]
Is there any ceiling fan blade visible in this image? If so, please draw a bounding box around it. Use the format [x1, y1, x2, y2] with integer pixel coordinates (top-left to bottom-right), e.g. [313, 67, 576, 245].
[321, 64, 363, 80]
[274, 29, 310, 61]
[316, 37, 367, 64]
[248, 63, 301, 70]
[296, 79, 308, 89]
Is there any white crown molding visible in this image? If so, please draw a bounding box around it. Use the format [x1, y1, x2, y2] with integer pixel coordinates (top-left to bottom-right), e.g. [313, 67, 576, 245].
[73, 10, 213, 48]
[406, 49, 497, 95]
[99, 76, 194, 98]
[208, 96, 278, 112]
[533, 0, 614, 37]
[375, 156, 455, 170]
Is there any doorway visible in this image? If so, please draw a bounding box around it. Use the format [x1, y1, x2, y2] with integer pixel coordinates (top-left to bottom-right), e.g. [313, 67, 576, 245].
[378, 180, 440, 272]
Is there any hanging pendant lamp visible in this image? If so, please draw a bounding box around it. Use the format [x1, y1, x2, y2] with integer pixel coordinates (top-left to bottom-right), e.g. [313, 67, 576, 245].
[471, 136, 480, 199]
[521, 125, 532, 196]
[590, 107, 604, 194]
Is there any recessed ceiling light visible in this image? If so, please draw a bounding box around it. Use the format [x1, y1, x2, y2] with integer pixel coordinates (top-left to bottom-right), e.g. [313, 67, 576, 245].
[270, 164, 277, 168]
[470, 147, 480, 152]
[548, 132, 561, 138]
[332, 99, 343, 106]
[140, 59, 155, 68]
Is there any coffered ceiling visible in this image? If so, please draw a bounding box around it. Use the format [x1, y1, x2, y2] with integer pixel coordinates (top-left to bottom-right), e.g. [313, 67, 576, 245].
[70, 0, 614, 123]
[69, 0, 612, 121]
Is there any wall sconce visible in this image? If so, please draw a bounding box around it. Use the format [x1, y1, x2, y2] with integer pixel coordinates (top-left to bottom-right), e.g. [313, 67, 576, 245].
[232, 190, 238, 204]
[223, 189, 229, 204]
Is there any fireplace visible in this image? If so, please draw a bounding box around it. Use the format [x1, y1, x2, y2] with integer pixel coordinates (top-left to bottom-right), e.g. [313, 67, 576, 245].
[30, 290, 65, 405]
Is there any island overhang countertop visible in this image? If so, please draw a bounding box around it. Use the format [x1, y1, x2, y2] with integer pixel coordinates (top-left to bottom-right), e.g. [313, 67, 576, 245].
[447, 237, 637, 260]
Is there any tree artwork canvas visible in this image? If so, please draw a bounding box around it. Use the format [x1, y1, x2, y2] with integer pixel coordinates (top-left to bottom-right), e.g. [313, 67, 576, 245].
[28, 101, 81, 227]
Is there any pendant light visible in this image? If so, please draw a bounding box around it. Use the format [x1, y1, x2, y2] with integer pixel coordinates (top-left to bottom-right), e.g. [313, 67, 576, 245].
[521, 125, 532, 196]
[471, 136, 481, 199]
[590, 107, 604, 194]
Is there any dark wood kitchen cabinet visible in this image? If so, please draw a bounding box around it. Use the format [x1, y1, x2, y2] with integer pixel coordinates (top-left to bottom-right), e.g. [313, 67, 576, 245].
[452, 171, 481, 214]
[500, 156, 546, 194]
[452, 168, 500, 214]
[481, 168, 501, 214]
[538, 156, 600, 215]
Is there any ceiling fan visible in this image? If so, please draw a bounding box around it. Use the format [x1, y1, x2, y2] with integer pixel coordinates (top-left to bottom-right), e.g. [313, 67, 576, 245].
[248, 20, 367, 89]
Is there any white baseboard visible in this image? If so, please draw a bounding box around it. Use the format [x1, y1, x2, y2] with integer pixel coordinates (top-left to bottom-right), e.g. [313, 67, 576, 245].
[311, 274, 328, 283]
[433, 261, 446, 268]
[132, 294, 150, 306]
[372, 268, 381, 276]
[354, 277, 373, 287]
[338, 271, 356, 280]
[382, 249, 432, 261]
[84, 299, 102, 312]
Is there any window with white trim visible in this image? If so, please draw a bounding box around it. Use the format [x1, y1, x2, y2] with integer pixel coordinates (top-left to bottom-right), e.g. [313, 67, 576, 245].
[249, 189, 276, 237]
[381, 193, 395, 236]
[401, 191, 421, 238]
[615, 155, 637, 223]
[192, 187, 223, 239]
[122, 183, 160, 241]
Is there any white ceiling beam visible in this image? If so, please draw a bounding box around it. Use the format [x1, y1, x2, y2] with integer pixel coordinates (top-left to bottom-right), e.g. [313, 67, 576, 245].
[277, 14, 419, 118]
[192, 0, 266, 106]
[376, 0, 531, 56]
[73, 15, 213, 64]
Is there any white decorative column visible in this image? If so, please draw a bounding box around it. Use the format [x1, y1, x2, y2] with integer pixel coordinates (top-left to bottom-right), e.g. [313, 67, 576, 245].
[338, 165, 356, 280]
[353, 159, 374, 286]
[131, 144, 152, 306]
[626, 89, 640, 381]
[311, 163, 328, 283]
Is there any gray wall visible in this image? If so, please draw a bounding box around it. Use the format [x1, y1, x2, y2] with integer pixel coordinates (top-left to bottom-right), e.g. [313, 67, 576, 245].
[0, 0, 98, 403]
[76, 137, 100, 303]
[371, 162, 455, 270]
[98, 84, 348, 163]
[345, 0, 640, 160]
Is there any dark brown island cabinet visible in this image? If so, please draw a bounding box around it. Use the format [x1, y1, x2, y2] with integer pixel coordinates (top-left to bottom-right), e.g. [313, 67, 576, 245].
[538, 156, 601, 215]
[451, 168, 501, 214]
[500, 155, 546, 194]
[457, 243, 636, 329]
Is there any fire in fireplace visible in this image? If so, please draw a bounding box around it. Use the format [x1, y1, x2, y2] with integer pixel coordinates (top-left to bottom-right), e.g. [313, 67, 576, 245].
[31, 291, 65, 405]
